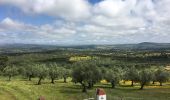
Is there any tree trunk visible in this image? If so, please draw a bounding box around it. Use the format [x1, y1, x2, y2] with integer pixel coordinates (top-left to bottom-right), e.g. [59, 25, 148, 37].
[64, 77, 67, 83]
[131, 80, 134, 86]
[8, 75, 11, 81]
[92, 82, 94, 87]
[28, 75, 32, 81]
[88, 82, 93, 89]
[51, 78, 54, 84]
[160, 82, 162, 86]
[111, 81, 115, 88]
[140, 83, 144, 90]
[38, 77, 42, 85]
[152, 81, 155, 84]
[82, 83, 87, 93]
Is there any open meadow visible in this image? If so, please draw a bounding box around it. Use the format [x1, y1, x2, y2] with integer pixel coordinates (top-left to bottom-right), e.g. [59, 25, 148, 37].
[0, 77, 169, 100]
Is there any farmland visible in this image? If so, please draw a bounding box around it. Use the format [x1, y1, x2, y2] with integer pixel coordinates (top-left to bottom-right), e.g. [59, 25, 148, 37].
[0, 43, 170, 100]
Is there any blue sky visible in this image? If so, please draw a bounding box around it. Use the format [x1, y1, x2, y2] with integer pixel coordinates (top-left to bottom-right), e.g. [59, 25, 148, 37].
[0, 0, 170, 45]
[0, 0, 101, 25]
[0, 4, 58, 25]
[90, 0, 102, 4]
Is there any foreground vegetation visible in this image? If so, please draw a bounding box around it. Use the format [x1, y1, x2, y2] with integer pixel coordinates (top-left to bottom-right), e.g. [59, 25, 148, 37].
[0, 47, 170, 99]
[0, 77, 170, 100]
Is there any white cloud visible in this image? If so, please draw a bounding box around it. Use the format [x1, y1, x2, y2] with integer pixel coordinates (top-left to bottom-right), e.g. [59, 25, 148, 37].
[0, 0, 170, 44]
[0, 17, 25, 30]
[93, 0, 136, 17]
[0, 0, 92, 21]
[0, 18, 77, 44]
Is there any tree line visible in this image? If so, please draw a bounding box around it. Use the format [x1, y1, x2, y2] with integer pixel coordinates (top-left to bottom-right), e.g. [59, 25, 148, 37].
[2, 63, 71, 85]
[1, 60, 169, 93]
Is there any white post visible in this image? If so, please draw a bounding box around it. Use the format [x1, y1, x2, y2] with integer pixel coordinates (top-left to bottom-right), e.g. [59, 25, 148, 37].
[96, 88, 106, 100]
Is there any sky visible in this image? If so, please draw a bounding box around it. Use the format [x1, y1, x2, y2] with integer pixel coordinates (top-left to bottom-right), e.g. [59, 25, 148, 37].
[0, 0, 170, 45]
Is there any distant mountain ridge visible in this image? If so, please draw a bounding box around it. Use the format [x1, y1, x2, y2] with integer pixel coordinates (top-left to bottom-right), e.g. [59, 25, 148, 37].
[133, 42, 170, 50]
[0, 42, 170, 54]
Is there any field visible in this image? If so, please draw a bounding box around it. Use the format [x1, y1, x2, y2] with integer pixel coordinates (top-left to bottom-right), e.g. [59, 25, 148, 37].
[0, 44, 170, 100]
[0, 77, 170, 100]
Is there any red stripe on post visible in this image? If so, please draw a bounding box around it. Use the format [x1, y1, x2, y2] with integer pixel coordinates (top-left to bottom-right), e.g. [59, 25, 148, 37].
[96, 88, 106, 95]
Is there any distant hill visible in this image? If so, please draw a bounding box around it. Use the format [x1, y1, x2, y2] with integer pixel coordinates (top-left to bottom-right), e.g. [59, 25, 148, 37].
[0, 44, 59, 54]
[133, 42, 170, 50]
[1, 42, 170, 54]
[103, 42, 170, 50]
[72, 42, 170, 50]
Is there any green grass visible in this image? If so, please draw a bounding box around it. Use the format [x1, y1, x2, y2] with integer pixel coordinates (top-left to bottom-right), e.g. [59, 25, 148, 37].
[0, 77, 170, 100]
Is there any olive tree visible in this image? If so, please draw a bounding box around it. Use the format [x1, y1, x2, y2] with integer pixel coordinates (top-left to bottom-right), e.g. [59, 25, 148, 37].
[150, 67, 157, 84]
[34, 64, 49, 85]
[48, 63, 62, 84]
[0, 56, 8, 71]
[72, 62, 101, 92]
[104, 68, 121, 88]
[87, 64, 102, 89]
[22, 64, 37, 81]
[138, 69, 152, 90]
[124, 66, 139, 86]
[61, 67, 71, 83]
[155, 69, 169, 86]
[3, 65, 18, 81]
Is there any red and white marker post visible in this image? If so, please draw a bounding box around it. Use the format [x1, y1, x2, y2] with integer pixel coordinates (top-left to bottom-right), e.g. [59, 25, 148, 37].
[96, 88, 106, 100]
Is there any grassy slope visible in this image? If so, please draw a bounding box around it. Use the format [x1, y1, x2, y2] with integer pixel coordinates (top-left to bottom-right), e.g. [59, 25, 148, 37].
[0, 77, 170, 100]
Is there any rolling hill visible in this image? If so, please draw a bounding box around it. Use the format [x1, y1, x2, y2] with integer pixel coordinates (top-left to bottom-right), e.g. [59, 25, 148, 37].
[1, 42, 170, 54]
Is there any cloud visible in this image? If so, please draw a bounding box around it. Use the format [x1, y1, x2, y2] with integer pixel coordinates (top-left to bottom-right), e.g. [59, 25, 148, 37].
[0, 0, 92, 21]
[0, 18, 77, 44]
[0, 0, 170, 44]
[93, 0, 136, 17]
